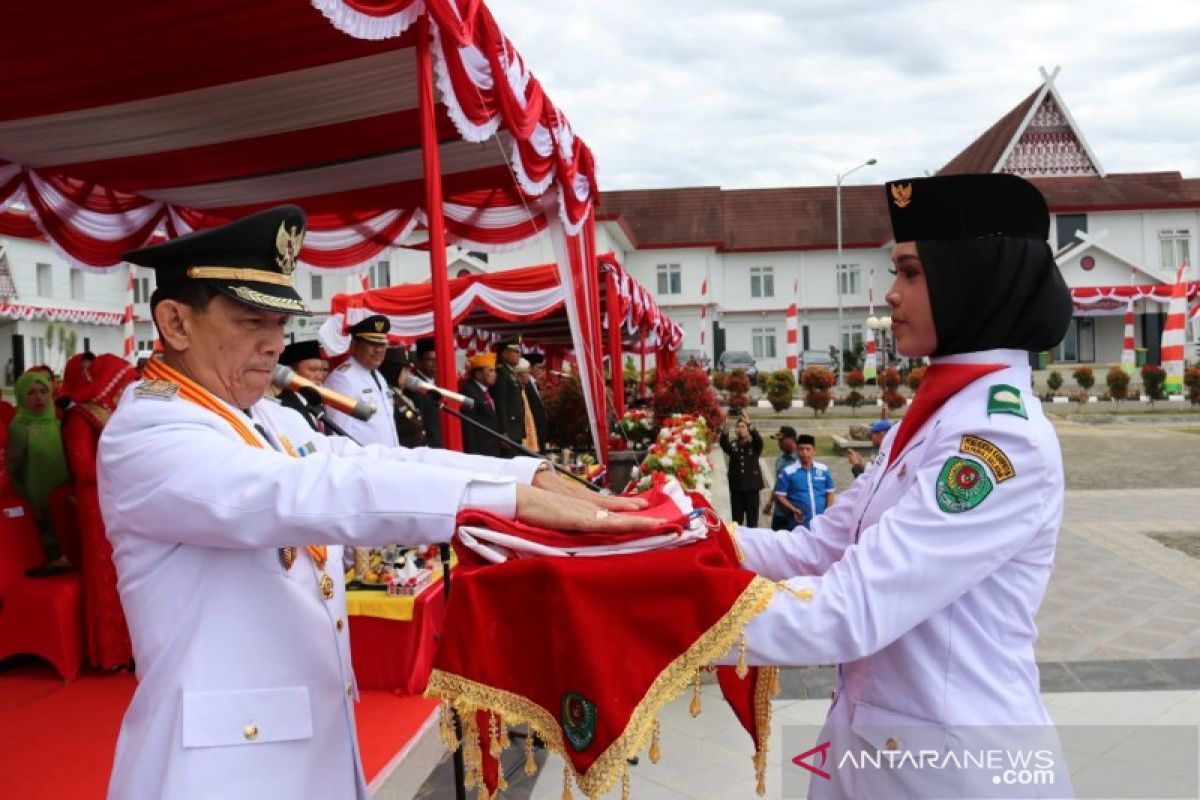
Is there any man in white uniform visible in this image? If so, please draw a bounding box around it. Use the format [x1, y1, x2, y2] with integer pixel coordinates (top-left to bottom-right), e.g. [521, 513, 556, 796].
[100, 205, 652, 800]
[322, 314, 398, 446]
[726, 175, 1075, 798]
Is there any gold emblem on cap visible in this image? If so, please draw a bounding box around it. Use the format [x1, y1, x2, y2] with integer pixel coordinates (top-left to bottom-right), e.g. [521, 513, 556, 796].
[374, 320, 385, 332]
[275, 221, 305, 275]
[890, 182, 913, 209]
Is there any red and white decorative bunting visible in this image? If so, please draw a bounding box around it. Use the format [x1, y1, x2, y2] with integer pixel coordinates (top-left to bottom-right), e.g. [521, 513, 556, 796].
[123, 263, 136, 362]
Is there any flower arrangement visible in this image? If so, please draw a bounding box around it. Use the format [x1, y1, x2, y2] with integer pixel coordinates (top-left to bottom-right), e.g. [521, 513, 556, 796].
[800, 365, 835, 416]
[634, 413, 715, 496]
[651, 364, 725, 430]
[617, 409, 656, 449]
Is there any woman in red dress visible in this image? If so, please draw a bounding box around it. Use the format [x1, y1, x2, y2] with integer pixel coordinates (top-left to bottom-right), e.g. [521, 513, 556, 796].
[62, 354, 139, 669]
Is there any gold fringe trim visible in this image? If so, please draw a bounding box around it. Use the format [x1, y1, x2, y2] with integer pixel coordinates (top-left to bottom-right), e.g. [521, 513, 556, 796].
[689, 669, 702, 718]
[753, 666, 778, 797]
[426, 575, 777, 800]
[562, 762, 573, 800]
[727, 523, 747, 564]
[524, 729, 537, 775]
[648, 718, 661, 764]
[735, 633, 749, 679]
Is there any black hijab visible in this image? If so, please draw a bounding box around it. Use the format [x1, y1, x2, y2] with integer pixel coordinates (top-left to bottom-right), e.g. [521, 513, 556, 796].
[917, 235, 1073, 357]
[884, 173, 1073, 357]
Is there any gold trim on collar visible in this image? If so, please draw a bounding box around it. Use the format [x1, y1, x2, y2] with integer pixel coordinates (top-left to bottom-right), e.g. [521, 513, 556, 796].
[187, 267, 293, 286]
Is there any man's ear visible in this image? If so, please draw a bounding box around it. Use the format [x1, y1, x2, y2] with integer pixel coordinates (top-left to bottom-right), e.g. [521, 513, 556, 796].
[153, 300, 192, 352]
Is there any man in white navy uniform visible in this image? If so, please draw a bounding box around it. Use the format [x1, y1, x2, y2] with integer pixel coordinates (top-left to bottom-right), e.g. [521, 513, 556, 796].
[99, 205, 654, 800]
[322, 313, 399, 446]
[724, 175, 1075, 798]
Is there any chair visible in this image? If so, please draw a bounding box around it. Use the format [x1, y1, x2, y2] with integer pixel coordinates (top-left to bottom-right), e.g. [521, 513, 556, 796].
[0, 498, 84, 681]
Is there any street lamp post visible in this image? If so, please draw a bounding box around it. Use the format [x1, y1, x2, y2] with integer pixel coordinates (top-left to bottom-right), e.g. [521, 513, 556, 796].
[835, 158, 877, 387]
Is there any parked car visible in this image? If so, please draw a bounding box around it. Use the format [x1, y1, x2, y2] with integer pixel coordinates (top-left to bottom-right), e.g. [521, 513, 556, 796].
[798, 350, 836, 371]
[717, 350, 758, 383]
[677, 349, 711, 370]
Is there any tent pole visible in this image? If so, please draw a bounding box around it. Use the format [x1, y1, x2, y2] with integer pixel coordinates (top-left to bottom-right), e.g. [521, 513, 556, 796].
[604, 265, 626, 421]
[417, 13, 462, 452]
[583, 212, 609, 468]
[640, 334, 647, 399]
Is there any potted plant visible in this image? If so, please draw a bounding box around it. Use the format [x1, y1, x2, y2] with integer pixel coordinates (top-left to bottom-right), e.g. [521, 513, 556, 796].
[766, 369, 796, 413]
[1105, 366, 1131, 405]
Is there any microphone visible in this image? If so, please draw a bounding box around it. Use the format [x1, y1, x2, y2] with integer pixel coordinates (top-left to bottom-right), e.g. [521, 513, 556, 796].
[402, 374, 476, 410]
[272, 365, 375, 421]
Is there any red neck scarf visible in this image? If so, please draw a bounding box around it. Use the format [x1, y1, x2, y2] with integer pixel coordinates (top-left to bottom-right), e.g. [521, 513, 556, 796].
[887, 362, 1007, 466]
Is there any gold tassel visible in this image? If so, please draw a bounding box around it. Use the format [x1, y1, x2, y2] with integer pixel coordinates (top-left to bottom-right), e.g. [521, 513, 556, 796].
[499, 718, 509, 750]
[689, 669, 703, 718]
[438, 699, 457, 749]
[488, 712, 501, 759]
[562, 762, 573, 800]
[524, 730, 537, 775]
[463, 714, 481, 790]
[498, 769, 509, 792]
[621, 763, 631, 800]
[736, 633, 749, 679]
[649, 718, 661, 764]
[476, 787, 488, 800]
[754, 750, 768, 796]
[770, 666, 780, 697]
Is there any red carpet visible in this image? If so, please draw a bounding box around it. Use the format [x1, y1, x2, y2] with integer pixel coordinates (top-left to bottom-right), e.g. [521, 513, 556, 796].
[0, 661, 437, 799]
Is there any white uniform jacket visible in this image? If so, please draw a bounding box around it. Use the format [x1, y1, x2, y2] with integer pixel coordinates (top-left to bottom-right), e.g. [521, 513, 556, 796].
[323, 357, 399, 447]
[732, 349, 1070, 798]
[98, 379, 539, 800]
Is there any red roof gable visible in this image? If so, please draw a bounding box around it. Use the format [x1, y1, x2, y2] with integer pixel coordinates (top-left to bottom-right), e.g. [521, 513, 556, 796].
[939, 87, 1040, 175]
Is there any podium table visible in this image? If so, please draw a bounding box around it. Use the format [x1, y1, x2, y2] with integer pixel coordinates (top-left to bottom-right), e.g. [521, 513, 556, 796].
[346, 576, 447, 695]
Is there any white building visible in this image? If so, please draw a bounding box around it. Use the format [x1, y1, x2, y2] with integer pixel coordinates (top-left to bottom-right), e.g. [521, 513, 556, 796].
[2, 69, 1195, 379]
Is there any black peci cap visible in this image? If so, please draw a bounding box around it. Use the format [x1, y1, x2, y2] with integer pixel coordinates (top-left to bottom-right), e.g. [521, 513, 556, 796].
[495, 336, 522, 352]
[279, 339, 323, 367]
[885, 174, 1050, 244]
[414, 337, 436, 354]
[124, 205, 309, 315]
[797, 434, 816, 446]
[522, 352, 545, 366]
[347, 315, 391, 344]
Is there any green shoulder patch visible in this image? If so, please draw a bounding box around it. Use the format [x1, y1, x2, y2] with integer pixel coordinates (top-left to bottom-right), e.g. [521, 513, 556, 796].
[935, 456, 994, 513]
[986, 384, 1027, 419]
[133, 379, 179, 401]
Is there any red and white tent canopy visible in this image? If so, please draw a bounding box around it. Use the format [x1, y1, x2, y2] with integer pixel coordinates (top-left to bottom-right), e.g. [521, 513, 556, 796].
[0, 0, 596, 272]
[320, 254, 682, 353]
[1072, 283, 1200, 315]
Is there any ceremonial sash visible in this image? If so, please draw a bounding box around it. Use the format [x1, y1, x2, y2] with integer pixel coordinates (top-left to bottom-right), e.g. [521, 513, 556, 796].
[141, 360, 329, 574]
[887, 362, 1006, 467]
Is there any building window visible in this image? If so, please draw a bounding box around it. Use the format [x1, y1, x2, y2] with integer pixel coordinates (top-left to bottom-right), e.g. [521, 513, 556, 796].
[370, 260, 391, 288]
[29, 337, 46, 365]
[840, 323, 864, 357]
[137, 339, 155, 352]
[836, 264, 861, 297]
[750, 266, 774, 298]
[70, 270, 84, 301]
[36, 263, 52, 296]
[467, 251, 490, 263]
[310, 274, 323, 300]
[1056, 214, 1087, 250]
[1159, 229, 1191, 272]
[132, 273, 151, 304]
[751, 327, 777, 359]
[656, 263, 681, 295]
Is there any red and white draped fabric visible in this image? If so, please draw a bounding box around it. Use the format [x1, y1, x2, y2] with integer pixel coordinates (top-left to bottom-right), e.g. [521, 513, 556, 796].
[785, 304, 799, 371]
[0, 0, 598, 271]
[0, 304, 123, 326]
[1162, 260, 1190, 394]
[1072, 283, 1200, 314]
[864, 268, 877, 383]
[699, 279, 708, 346]
[1119, 298, 1136, 375]
[123, 264, 136, 362]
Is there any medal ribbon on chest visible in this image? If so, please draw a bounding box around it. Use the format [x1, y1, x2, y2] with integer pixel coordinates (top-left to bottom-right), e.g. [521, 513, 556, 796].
[143, 359, 335, 601]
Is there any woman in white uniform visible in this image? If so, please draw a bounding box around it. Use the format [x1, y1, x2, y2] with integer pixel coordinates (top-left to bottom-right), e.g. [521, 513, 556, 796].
[730, 173, 1075, 798]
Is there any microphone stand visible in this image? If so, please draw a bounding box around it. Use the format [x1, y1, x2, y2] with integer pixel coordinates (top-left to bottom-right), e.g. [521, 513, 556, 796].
[435, 399, 602, 492]
[296, 387, 362, 445]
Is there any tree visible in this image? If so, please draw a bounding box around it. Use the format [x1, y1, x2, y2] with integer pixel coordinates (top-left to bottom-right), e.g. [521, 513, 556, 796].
[800, 366, 835, 416]
[1046, 370, 1063, 396]
[1105, 367, 1130, 404]
[725, 368, 751, 412]
[1072, 366, 1094, 393]
[764, 369, 795, 413]
[1140, 364, 1166, 405]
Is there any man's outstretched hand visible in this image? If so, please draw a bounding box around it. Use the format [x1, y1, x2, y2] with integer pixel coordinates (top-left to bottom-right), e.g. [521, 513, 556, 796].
[515, 483, 659, 534]
[531, 467, 649, 511]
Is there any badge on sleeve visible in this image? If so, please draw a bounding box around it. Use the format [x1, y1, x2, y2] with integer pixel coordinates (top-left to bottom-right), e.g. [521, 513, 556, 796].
[935, 456, 993, 513]
[987, 384, 1027, 419]
[959, 435, 1015, 483]
[133, 379, 179, 401]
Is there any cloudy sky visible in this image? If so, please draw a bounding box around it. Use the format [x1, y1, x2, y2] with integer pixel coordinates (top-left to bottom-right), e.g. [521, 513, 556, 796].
[491, 0, 1200, 191]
